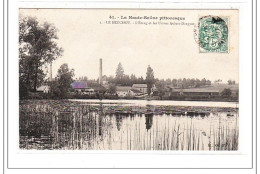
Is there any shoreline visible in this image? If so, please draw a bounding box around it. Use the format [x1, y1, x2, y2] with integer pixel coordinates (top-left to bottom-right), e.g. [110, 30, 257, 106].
[20, 99, 239, 108]
[19, 97, 239, 103]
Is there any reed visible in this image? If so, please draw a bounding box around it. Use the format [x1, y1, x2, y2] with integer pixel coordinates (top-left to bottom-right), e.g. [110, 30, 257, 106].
[19, 100, 239, 150]
[122, 115, 238, 151]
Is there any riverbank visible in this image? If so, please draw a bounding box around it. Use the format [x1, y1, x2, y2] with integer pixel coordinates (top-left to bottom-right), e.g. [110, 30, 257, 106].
[23, 92, 238, 102]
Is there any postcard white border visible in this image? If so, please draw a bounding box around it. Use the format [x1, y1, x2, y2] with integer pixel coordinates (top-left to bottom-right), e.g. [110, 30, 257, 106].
[3, 0, 256, 173]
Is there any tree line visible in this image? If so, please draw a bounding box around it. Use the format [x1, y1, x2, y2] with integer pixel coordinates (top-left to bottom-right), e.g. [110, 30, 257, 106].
[103, 63, 212, 89]
[79, 62, 213, 96]
[19, 16, 236, 100]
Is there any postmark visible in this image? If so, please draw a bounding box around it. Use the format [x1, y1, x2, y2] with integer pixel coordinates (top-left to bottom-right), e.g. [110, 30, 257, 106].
[198, 16, 229, 53]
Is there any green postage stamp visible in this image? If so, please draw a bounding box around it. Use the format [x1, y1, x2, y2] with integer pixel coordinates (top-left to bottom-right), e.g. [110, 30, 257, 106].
[199, 16, 229, 53]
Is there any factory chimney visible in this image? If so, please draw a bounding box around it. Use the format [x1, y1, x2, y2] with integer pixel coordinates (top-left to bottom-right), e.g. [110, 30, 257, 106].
[99, 58, 102, 85]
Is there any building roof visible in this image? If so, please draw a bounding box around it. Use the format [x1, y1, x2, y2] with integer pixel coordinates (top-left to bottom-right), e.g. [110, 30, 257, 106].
[171, 87, 220, 93]
[129, 89, 143, 93]
[116, 86, 132, 91]
[71, 81, 87, 89]
[132, 84, 147, 88]
[37, 85, 50, 91]
[210, 84, 239, 91]
[71, 81, 106, 91]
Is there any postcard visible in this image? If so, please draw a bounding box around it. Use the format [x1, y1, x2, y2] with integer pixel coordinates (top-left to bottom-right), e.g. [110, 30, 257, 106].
[3, 2, 256, 171]
[19, 9, 239, 151]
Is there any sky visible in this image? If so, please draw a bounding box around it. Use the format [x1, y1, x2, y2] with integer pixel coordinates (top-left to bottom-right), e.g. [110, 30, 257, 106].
[19, 9, 239, 82]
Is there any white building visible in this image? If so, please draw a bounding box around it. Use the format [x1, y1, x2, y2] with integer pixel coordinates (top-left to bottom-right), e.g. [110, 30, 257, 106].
[128, 89, 143, 96]
[36, 85, 50, 93]
[116, 86, 132, 97]
[132, 84, 147, 94]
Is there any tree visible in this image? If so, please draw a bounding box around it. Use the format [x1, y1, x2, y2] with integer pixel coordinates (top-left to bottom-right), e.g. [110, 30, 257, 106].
[19, 16, 63, 95]
[177, 78, 183, 88]
[182, 78, 187, 88]
[107, 75, 115, 84]
[215, 79, 222, 84]
[186, 78, 191, 88]
[228, 80, 236, 85]
[201, 78, 207, 86]
[155, 80, 166, 99]
[130, 74, 137, 85]
[206, 80, 211, 85]
[107, 84, 117, 94]
[120, 75, 130, 86]
[57, 64, 74, 98]
[195, 79, 201, 87]
[221, 88, 232, 98]
[115, 62, 124, 84]
[79, 76, 88, 81]
[165, 78, 172, 86]
[172, 78, 177, 87]
[146, 65, 155, 95]
[49, 80, 61, 99]
[137, 76, 145, 84]
[50, 64, 74, 99]
[190, 78, 196, 87]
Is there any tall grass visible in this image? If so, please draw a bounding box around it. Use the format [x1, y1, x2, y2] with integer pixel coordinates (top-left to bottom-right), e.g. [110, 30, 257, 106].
[19, 100, 239, 150]
[120, 116, 238, 151]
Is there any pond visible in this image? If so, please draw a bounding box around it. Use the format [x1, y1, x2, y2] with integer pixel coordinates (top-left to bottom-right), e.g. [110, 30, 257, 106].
[19, 99, 239, 150]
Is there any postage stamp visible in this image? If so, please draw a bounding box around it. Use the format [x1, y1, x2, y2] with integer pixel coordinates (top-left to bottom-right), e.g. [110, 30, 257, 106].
[199, 16, 229, 53]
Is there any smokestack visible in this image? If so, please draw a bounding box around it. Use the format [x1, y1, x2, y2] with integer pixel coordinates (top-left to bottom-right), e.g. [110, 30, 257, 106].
[99, 58, 102, 85]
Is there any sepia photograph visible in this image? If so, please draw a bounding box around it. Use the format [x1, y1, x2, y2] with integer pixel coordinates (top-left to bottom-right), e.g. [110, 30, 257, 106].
[19, 9, 239, 151]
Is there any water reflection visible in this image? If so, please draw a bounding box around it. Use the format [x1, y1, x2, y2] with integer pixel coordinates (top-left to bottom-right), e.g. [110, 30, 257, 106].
[116, 116, 123, 131]
[145, 114, 153, 130]
[19, 100, 239, 150]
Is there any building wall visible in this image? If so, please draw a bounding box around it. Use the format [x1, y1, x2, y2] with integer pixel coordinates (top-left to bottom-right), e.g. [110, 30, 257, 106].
[74, 88, 95, 95]
[167, 91, 219, 97]
[116, 91, 128, 97]
[182, 92, 219, 97]
[133, 87, 147, 94]
[128, 90, 142, 96]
